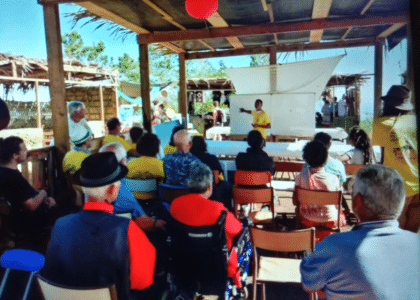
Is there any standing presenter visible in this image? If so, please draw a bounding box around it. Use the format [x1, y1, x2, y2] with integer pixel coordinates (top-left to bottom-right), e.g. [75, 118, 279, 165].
[239, 99, 271, 140]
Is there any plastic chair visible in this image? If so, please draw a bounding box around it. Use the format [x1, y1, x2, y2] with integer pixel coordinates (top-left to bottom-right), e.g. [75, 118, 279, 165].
[0, 249, 45, 300]
[124, 178, 158, 194]
[233, 171, 275, 224]
[37, 274, 117, 300]
[344, 163, 364, 176]
[250, 227, 316, 300]
[293, 187, 343, 232]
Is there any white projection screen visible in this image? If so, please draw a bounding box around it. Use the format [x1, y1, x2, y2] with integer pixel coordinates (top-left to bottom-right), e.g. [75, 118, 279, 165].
[230, 93, 315, 136]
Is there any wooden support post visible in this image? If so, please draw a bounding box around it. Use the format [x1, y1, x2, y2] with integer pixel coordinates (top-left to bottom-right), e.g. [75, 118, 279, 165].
[269, 47, 277, 93]
[374, 42, 383, 119]
[99, 85, 105, 123]
[406, 25, 415, 104]
[179, 52, 187, 120]
[42, 3, 69, 152]
[35, 81, 42, 128]
[114, 86, 119, 118]
[355, 83, 361, 124]
[140, 43, 151, 133]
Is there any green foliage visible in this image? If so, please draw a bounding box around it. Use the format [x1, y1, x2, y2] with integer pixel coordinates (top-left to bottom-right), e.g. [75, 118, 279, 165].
[250, 54, 269, 66]
[115, 53, 140, 83]
[62, 31, 109, 65]
[359, 117, 373, 136]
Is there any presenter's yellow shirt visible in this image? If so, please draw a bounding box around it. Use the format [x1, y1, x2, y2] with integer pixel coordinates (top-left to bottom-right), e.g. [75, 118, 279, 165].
[372, 115, 418, 196]
[127, 156, 164, 200]
[102, 134, 136, 152]
[164, 144, 177, 155]
[62, 150, 89, 175]
[251, 110, 271, 139]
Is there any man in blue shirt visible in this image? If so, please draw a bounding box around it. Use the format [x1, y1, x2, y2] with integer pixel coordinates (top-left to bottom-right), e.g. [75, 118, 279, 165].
[99, 142, 166, 231]
[163, 129, 204, 187]
[300, 165, 420, 300]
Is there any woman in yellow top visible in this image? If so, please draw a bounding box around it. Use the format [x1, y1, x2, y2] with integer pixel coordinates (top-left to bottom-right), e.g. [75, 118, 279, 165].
[127, 133, 164, 200]
[239, 99, 271, 139]
[163, 125, 183, 155]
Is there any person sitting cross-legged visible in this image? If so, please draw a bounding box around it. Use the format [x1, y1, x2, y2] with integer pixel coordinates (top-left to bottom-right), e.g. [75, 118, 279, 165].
[99, 141, 166, 231]
[43, 152, 157, 300]
[300, 164, 420, 299]
[163, 129, 203, 187]
[170, 163, 252, 292]
[295, 140, 346, 242]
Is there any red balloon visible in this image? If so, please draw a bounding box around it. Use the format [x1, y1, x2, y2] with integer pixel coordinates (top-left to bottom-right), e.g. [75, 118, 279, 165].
[186, 0, 218, 20]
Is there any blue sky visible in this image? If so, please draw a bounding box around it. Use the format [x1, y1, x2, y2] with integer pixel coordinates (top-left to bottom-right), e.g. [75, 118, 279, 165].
[1, 1, 408, 120]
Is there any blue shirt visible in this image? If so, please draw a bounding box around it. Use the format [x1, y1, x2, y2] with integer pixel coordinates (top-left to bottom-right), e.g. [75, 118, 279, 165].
[113, 178, 145, 218]
[300, 220, 420, 300]
[303, 156, 346, 183]
[163, 151, 203, 186]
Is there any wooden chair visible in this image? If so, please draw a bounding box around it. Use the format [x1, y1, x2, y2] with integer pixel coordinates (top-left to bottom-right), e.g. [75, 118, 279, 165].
[344, 163, 364, 176]
[37, 274, 117, 300]
[233, 171, 274, 224]
[274, 161, 304, 181]
[250, 227, 316, 300]
[293, 187, 343, 232]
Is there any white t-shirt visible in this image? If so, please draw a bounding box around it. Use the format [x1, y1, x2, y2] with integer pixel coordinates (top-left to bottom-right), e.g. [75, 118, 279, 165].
[337, 99, 347, 117]
[50, 117, 93, 147]
[345, 148, 365, 164]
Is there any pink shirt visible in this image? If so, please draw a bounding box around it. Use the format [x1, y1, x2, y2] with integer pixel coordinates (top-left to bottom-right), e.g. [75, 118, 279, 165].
[296, 167, 340, 222]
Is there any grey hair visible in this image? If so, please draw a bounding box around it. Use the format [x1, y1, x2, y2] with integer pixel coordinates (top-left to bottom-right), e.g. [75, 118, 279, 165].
[353, 164, 406, 219]
[99, 142, 127, 162]
[68, 101, 85, 117]
[187, 162, 213, 194]
[173, 130, 191, 147]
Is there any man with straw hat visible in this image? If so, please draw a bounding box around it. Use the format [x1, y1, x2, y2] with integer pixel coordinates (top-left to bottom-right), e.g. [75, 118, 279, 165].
[43, 152, 156, 299]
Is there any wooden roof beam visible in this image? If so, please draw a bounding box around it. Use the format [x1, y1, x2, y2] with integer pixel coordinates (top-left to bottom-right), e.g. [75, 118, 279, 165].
[341, 0, 377, 40]
[137, 14, 408, 44]
[141, 0, 213, 51]
[260, 0, 268, 11]
[185, 37, 385, 60]
[77, 1, 185, 53]
[378, 23, 406, 38]
[309, 0, 333, 43]
[206, 13, 244, 49]
[267, 3, 278, 44]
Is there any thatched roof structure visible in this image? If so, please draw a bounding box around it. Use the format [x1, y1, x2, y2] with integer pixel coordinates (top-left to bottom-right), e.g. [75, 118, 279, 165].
[0, 53, 119, 92]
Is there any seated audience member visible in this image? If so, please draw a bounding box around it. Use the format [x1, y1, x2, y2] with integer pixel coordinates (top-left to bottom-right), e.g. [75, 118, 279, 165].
[303, 132, 346, 184]
[103, 117, 137, 156]
[0, 137, 56, 233]
[213, 100, 224, 125]
[163, 129, 203, 187]
[43, 153, 156, 300]
[295, 140, 346, 242]
[62, 127, 92, 175]
[127, 134, 171, 223]
[236, 130, 275, 175]
[164, 125, 183, 155]
[129, 126, 143, 146]
[99, 142, 165, 231]
[340, 126, 375, 164]
[300, 165, 420, 299]
[171, 163, 251, 289]
[190, 136, 233, 210]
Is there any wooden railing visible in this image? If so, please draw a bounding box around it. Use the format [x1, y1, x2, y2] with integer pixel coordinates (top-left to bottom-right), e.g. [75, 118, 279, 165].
[19, 147, 55, 191]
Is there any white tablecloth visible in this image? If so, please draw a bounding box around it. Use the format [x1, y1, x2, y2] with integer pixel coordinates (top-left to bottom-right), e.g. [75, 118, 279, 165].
[205, 127, 349, 141]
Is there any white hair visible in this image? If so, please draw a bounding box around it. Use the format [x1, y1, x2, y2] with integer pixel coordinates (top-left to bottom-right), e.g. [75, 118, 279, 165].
[99, 142, 127, 162]
[68, 101, 85, 117]
[187, 162, 213, 193]
[353, 164, 406, 219]
[82, 182, 115, 199]
[173, 129, 191, 147]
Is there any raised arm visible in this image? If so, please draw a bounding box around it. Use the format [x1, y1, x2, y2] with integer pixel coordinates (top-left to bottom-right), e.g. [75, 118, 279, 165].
[239, 108, 252, 114]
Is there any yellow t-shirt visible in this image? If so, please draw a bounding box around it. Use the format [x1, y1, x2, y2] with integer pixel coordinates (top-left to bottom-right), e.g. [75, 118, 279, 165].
[372, 115, 418, 196]
[164, 144, 177, 155]
[127, 156, 164, 200]
[102, 134, 136, 152]
[62, 150, 89, 175]
[251, 110, 271, 139]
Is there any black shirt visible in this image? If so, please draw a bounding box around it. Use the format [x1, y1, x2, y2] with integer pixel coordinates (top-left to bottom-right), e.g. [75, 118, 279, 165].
[235, 148, 275, 175]
[192, 152, 223, 174]
[0, 166, 38, 210]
